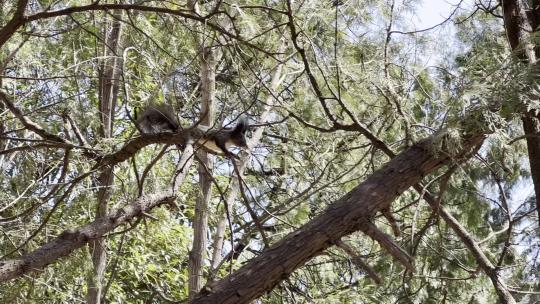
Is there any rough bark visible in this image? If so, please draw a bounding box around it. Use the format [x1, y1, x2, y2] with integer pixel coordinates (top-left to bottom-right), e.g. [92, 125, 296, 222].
[521, 118, 540, 221]
[189, 150, 212, 297]
[191, 134, 486, 304]
[501, 0, 540, 223]
[87, 167, 113, 304]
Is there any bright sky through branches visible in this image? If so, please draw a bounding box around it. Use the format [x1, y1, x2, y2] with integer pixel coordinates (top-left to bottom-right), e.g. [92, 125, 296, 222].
[414, 0, 470, 29]
[414, 0, 534, 212]
[389, 0, 475, 67]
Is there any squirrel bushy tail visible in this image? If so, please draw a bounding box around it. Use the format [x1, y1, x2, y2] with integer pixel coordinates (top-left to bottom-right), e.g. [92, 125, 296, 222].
[136, 105, 249, 156]
[136, 104, 179, 134]
[228, 115, 248, 148]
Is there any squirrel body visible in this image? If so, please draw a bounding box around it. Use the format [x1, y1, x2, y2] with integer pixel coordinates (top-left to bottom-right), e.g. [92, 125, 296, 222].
[136, 104, 248, 156]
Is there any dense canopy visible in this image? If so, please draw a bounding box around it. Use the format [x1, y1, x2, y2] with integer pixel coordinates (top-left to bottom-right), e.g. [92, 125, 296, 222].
[0, 0, 539, 303]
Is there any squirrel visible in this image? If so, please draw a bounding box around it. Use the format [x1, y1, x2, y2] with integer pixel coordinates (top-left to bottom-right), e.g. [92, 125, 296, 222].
[136, 104, 249, 156]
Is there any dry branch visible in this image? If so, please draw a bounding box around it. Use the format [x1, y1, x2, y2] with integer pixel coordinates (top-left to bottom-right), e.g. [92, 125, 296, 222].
[335, 240, 382, 285]
[360, 222, 413, 272]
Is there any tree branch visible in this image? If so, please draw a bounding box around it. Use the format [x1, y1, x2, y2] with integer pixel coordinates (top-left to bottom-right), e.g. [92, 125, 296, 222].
[0, 192, 176, 282]
[191, 132, 486, 303]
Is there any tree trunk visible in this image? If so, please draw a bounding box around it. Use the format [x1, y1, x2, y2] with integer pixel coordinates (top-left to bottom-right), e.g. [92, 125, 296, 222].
[188, 20, 217, 297]
[501, 0, 540, 223]
[87, 11, 123, 304]
[87, 168, 113, 304]
[522, 117, 540, 221]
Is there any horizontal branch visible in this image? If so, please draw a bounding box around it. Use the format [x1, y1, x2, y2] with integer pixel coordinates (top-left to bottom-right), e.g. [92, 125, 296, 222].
[96, 131, 193, 167]
[26, 3, 201, 23]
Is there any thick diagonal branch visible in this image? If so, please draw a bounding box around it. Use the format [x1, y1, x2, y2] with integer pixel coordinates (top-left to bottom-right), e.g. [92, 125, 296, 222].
[192, 133, 486, 304]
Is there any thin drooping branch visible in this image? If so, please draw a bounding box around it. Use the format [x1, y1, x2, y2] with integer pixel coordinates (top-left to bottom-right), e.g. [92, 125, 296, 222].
[0, 92, 76, 146]
[417, 186, 517, 304]
[360, 223, 413, 272]
[335, 240, 382, 285]
[0, 91, 100, 159]
[191, 132, 486, 304]
[210, 60, 284, 273]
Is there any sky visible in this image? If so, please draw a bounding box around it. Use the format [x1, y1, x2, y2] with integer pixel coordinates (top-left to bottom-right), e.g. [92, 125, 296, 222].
[405, 0, 536, 209]
[414, 0, 473, 29]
